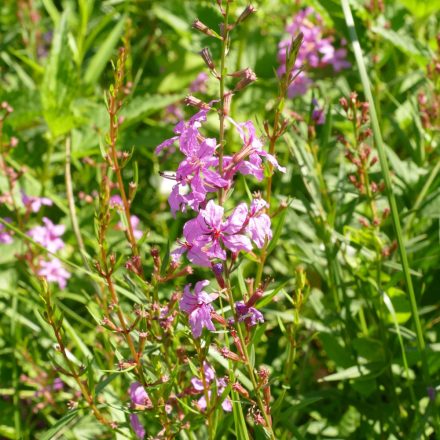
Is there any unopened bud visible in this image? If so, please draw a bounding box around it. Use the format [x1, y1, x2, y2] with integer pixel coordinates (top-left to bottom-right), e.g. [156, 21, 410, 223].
[258, 366, 270, 385]
[223, 92, 233, 116]
[370, 156, 378, 167]
[232, 382, 250, 399]
[184, 95, 210, 110]
[339, 97, 348, 111]
[192, 19, 219, 38]
[236, 5, 257, 24]
[359, 217, 369, 228]
[232, 68, 257, 91]
[219, 346, 242, 362]
[199, 47, 216, 71]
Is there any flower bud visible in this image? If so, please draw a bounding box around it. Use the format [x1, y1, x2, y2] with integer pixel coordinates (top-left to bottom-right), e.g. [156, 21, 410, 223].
[231, 68, 257, 91]
[218, 346, 242, 362]
[199, 47, 216, 72]
[236, 5, 257, 24]
[223, 92, 233, 116]
[184, 95, 210, 110]
[192, 19, 219, 38]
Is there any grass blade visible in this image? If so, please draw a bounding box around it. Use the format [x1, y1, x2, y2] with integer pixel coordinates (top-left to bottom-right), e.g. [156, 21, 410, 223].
[340, 0, 429, 385]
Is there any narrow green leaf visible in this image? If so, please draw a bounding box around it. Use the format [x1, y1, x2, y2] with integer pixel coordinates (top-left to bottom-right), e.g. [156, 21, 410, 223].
[39, 410, 79, 440]
[84, 17, 126, 85]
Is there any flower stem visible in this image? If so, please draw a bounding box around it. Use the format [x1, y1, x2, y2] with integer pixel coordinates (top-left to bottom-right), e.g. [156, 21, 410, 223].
[224, 278, 275, 440]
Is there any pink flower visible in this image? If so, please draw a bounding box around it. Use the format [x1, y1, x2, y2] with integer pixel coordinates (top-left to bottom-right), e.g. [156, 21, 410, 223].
[225, 119, 286, 181]
[129, 382, 152, 408]
[109, 195, 123, 208]
[235, 301, 264, 326]
[38, 258, 70, 289]
[245, 199, 272, 248]
[28, 218, 65, 253]
[183, 200, 252, 262]
[312, 99, 325, 125]
[129, 414, 145, 439]
[278, 7, 350, 97]
[179, 280, 218, 338]
[130, 216, 143, 240]
[155, 108, 229, 215]
[21, 192, 53, 213]
[0, 218, 13, 244]
[189, 72, 209, 94]
[117, 215, 143, 240]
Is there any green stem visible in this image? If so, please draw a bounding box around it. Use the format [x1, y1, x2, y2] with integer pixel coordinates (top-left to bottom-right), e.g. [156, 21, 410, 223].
[340, 0, 429, 382]
[65, 136, 91, 271]
[224, 279, 276, 440]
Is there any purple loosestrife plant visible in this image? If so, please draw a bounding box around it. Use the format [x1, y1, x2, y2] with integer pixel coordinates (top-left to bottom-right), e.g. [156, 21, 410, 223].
[154, 6, 293, 436]
[21, 191, 53, 213]
[278, 7, 350, 97]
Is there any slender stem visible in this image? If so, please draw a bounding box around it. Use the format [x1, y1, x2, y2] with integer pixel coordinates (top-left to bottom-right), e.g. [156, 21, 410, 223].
[340, 0, 429, 381]
[224, 279, 276, 440]
[100, 250, 146, 385]
[195, 341, 214, 440]
[108, 104, 139, 257]
[217, 2, 230, 206]
[65, 136, 91, 271]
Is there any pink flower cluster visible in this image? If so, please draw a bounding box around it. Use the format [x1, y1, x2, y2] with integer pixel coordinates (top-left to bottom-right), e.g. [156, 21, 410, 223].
[278, 7, 350, 97]
[27, 216, 70, 289]
[1, 193, 70, 288]
[156, 104, 282, 337]
[155, 89, 283, 422]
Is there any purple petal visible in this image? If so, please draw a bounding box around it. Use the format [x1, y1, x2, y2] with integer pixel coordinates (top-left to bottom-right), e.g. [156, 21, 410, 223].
[223, 203, 248, 234]
[222, 234, 253, 253]
[201, 200, 224, 229]
[130, 414, 145, 439]
[155, 136, 179, 154]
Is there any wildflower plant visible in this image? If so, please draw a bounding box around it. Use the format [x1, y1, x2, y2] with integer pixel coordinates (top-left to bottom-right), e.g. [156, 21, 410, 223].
[1, 0, 440, 439]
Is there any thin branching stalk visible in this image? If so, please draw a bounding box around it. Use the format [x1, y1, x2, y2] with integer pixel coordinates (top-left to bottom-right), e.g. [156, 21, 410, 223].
[107, 48, 140, 259]
[223, 277, 276, 440]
